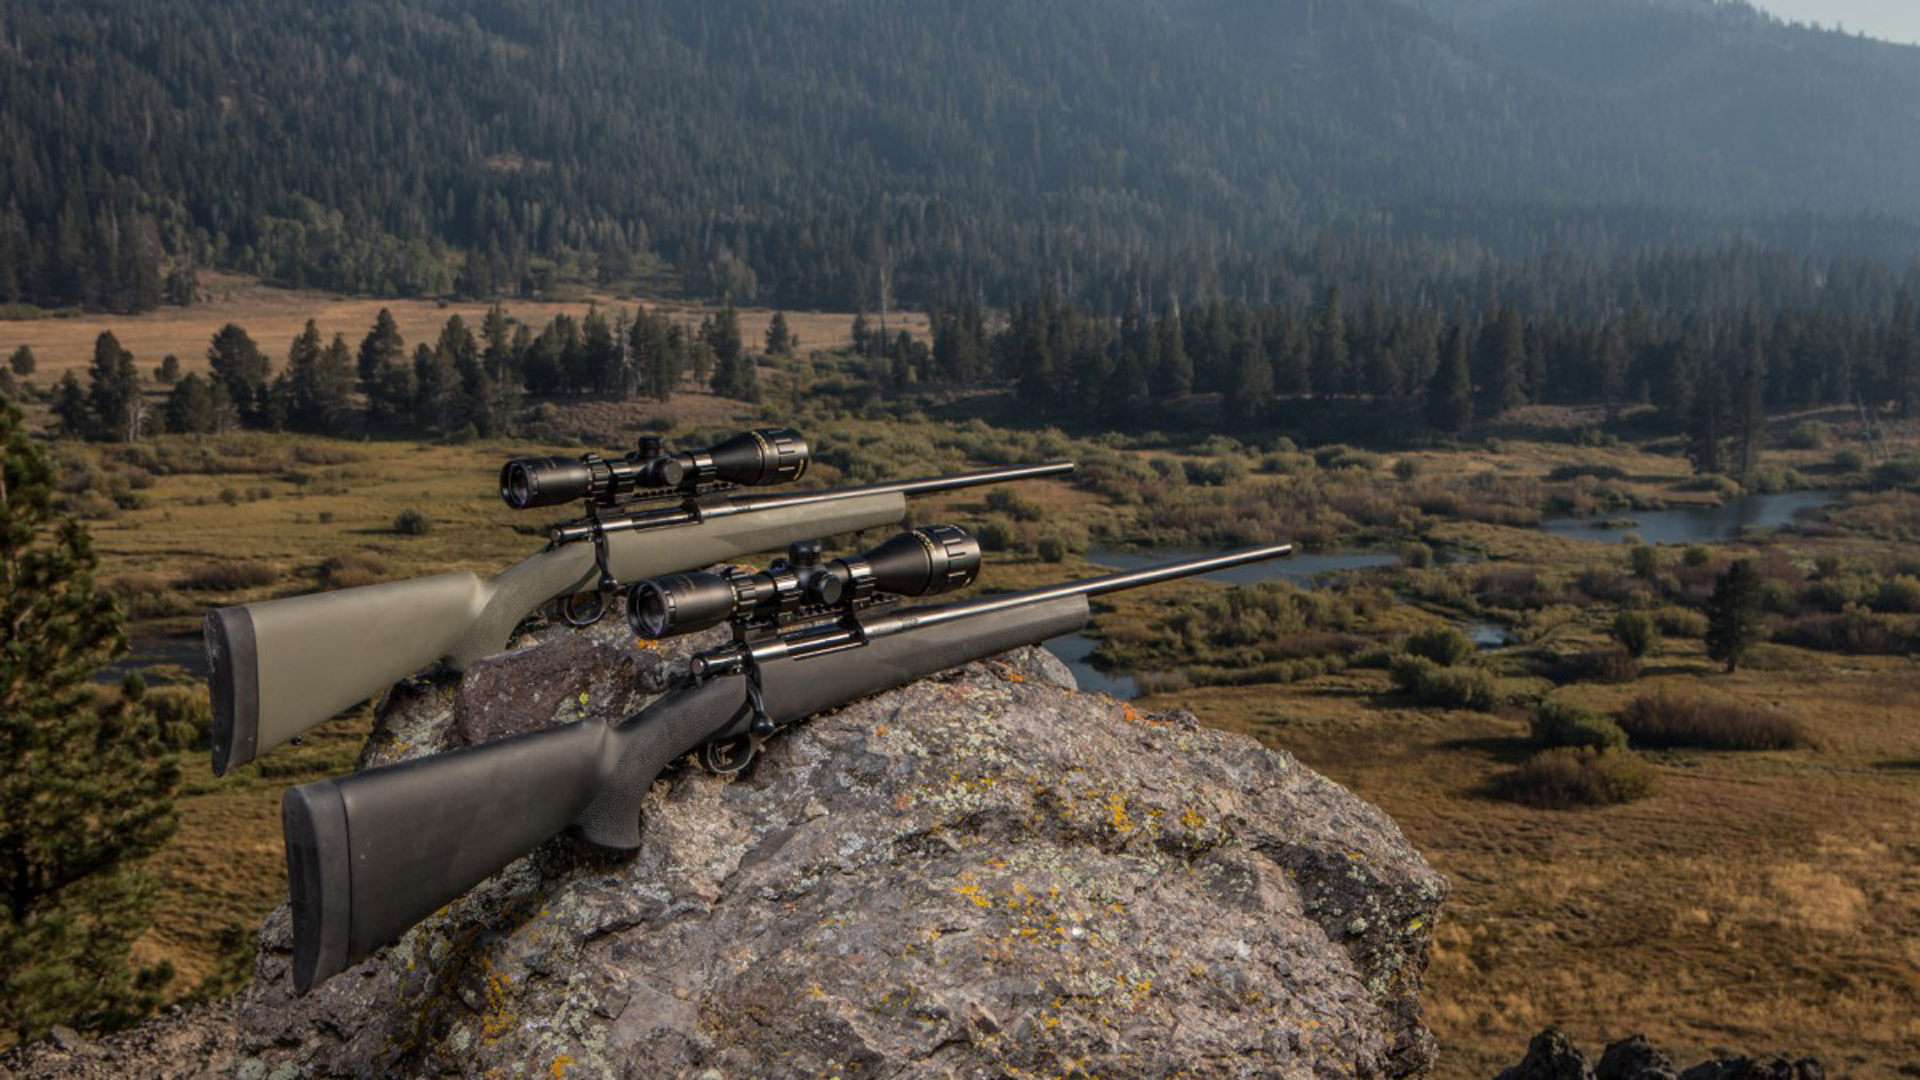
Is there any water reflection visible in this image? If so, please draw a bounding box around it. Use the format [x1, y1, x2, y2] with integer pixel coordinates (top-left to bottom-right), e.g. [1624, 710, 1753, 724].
[1540, 490, 1838, 546]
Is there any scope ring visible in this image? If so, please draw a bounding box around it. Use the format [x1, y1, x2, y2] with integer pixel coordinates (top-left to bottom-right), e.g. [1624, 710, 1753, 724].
[558, 589, 608, 627]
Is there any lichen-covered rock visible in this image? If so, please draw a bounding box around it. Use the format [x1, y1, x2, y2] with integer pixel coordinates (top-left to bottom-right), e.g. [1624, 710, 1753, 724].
[5, 621, 1451, 1080]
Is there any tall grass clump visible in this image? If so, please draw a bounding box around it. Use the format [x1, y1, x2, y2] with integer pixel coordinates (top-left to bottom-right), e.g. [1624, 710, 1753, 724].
[177, 560, 281, 591]
[392, 508, 432, 536]
[1499, 748, 1657, 808]
[1617, 692, 1807, 750]
[320, 552, 389, 590]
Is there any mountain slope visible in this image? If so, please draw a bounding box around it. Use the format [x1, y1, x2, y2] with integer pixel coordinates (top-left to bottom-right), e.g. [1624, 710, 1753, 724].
[1, 0, 1917, 312]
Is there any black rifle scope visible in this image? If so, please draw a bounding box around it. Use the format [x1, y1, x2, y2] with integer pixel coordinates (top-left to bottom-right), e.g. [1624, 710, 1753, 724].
[500, 428, 808, 510]
[628, 525, 980, 640]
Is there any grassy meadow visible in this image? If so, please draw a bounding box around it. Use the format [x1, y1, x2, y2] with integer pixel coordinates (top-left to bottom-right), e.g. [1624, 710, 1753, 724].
[4, 296, 1919, 1079]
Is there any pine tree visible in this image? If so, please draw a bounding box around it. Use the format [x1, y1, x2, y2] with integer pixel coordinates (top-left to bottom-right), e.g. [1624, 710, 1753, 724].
[578, 309, 619, 395]
[164, 373, 219, 434]
[1225, 331, 1271, 425]
[8, 345, 34, 378]
[1426, 321, 1475, 434]
[85, 332, 145, 442]
[1704, 559, 1766, 672]
[284, 321, 355, 434]
[1154, 309, 1192, 399]
[412, 343, 460, 433]
[711, 350, 761, 402]
[1486, 304, 1528, 414]
[1735, 323, 1768, 479]
[765, 310, 795, 356]
[206, 324, 269, 425]
[51, 373, 89, 437]
[1311, 286, 1349, 396]
[1, 395, 180, 1041]
[358, 308, 406, 409]
[702, 306, 745, 372]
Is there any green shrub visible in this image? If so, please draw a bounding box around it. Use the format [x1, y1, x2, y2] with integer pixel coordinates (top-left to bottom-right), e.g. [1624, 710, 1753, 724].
[1629, 544, 1662, 581]
[1399, 541, 1434, 569]
[1873, 575, 1920, 614]
[1392, 458, 1421, 481]
[147, 685, 213, 751]
[1611, 610, 1660, 657]
[985, 488, 1044, 522]
[1831, 448, 1868, 473]
[1653, 605, 1709, 637]
[1036, 535, 1068, 563]
[1547, 463, 1627, 482]
[392, 508, 432, 536]
[1682, 546, 1712, 567]
[1773, 605, 1915, 656]
[1388, 653, 1437, 691]
[177, 560, 280, 591]
[1499, 748, 1657, 808]
[1573, 645, 1640, 683]
[1870, 458, 1920, 491]
[1389, 654, 1498, 711]
[1617, 692, 1807, 750]
[1405, 625, 1474, 666]
[1787, 421, 1833, 450]
[1530, 699, 1628, 751]
[973, 519, 1019, 553]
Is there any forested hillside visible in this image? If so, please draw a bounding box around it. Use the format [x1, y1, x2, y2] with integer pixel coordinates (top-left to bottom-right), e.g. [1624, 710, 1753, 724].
[2, 0, 1919, 314]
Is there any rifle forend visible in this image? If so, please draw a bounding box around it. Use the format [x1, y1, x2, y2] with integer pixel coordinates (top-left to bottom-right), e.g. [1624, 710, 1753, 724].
[204, 460, 1073, 775]
[280, 541, 1292, 992]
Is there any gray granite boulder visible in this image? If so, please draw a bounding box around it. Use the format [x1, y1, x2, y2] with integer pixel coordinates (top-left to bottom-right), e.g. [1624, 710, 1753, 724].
[6, 619, 1451, 1080]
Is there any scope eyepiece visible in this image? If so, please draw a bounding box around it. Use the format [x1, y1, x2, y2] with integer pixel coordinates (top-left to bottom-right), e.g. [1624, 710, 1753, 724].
[625, 525, 981, 640]
[629, 572, 740, 639]
[500, 427, 810, 510]
[500, 456, 598, 510]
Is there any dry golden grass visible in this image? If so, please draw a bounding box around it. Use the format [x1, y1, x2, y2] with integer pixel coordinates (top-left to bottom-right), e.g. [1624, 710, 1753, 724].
[1149, 634, 1920, 1079]
[0, 272, 925, 378]
[14, 297, 1915, 1074]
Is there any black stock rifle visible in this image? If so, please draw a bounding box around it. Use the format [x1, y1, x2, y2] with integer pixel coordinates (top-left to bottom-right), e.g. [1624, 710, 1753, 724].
[202, 425, 1072, 775]
[280, 530, 1294, 992]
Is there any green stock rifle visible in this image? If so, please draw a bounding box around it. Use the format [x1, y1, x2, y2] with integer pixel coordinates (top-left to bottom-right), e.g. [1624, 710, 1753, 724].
[202, 427, 1072, 774]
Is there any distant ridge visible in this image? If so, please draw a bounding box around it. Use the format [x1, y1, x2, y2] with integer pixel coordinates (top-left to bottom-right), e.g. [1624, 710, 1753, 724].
[2, 0, 1918, 310]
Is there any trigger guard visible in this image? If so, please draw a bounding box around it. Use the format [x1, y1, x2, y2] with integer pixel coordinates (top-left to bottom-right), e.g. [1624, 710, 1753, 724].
[697, 738, 757, 776]
[559, 590, 607, 627]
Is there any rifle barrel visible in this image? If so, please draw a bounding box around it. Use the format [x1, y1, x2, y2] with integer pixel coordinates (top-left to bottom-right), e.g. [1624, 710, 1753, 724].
[879, 543, 1296, 633]
[730, 461, 1074, 513]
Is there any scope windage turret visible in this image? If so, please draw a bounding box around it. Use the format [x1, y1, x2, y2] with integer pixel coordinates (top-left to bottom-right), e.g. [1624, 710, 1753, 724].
[500, 428, 808, 510]
[628, 525, 981, 640]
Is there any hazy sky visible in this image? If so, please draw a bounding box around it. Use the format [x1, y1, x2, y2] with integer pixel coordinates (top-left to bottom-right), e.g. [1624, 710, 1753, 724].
[1749, 1, 1920, 45]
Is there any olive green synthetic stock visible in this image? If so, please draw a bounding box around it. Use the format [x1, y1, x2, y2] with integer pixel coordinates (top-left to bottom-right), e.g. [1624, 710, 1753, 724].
[212, 491, 906, 774]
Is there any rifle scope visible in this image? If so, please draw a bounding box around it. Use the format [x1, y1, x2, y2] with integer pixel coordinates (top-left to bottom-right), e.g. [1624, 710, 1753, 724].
[500, 427, 808, 510]
[628, 525, 980, 639]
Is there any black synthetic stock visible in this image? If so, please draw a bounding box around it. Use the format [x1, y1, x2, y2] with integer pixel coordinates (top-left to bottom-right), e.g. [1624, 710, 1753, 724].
[203, 606, 258, 776]
[283, 594, 1089, 991]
